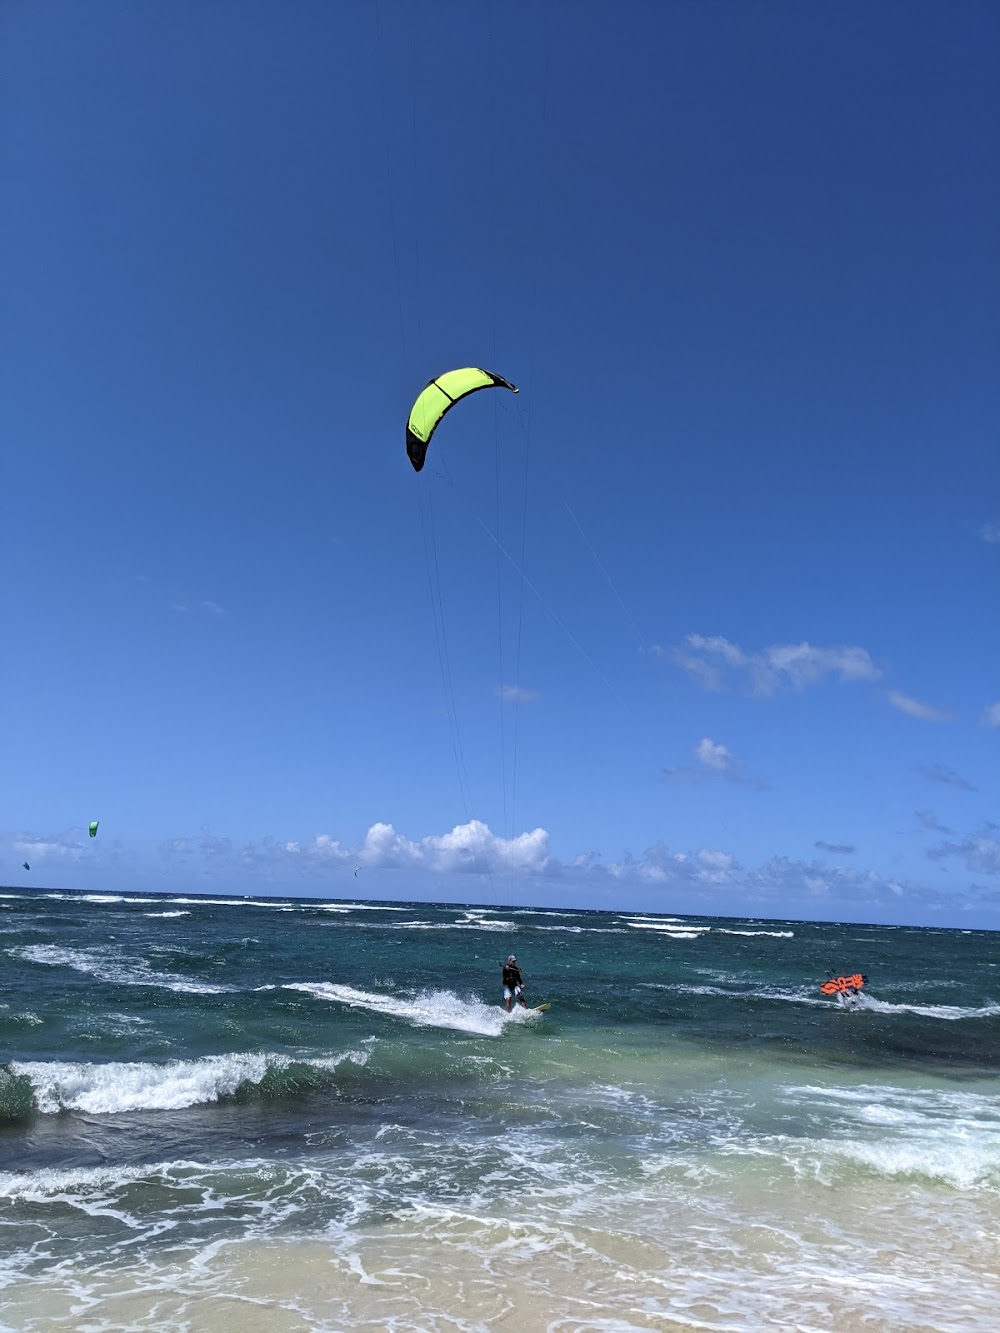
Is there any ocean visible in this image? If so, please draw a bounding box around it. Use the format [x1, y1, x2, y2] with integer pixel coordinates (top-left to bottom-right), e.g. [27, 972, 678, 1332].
[1, 888, 998, 1331]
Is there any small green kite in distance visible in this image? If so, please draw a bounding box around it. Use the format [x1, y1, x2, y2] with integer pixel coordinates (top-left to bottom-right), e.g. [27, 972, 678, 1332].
[89, 822, 99, 838]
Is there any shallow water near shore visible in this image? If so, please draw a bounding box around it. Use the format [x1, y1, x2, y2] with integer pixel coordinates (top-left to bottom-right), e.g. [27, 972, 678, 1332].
[2, 889, 998, 1329]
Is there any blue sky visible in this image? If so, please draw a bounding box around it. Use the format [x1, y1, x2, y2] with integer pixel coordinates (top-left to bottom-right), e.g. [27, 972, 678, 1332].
[2, 0, 998, 925]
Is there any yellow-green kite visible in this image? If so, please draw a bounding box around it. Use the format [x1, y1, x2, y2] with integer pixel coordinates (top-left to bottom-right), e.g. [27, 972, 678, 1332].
[406, 367, 518, 472]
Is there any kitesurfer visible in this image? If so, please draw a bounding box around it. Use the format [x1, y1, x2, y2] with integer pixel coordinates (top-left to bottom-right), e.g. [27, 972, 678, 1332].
[501, 954, 528, 1013]
[821, 972, 869, 1008]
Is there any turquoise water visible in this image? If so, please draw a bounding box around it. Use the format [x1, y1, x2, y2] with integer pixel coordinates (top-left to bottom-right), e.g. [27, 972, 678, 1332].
[2, 889, 999, 1330]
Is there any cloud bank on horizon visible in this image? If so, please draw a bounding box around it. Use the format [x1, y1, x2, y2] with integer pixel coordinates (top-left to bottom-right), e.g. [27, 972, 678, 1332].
[5, 610, 994, 927]
[5, 812, 999, 925]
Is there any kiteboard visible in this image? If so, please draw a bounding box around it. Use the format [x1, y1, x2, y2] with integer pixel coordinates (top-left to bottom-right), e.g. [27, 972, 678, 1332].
[530, 1003, 551, 1014]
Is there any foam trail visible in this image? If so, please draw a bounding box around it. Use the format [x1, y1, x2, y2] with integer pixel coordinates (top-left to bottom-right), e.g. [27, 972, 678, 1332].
[652, 982, 830, 1008]
[855, 995, 1000, 1021]
[284, 983, 522, 1037]
[653, 983, 1000, 1019]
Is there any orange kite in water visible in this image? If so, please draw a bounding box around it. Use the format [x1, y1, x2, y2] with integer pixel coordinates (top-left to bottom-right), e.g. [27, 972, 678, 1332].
[820, 973, 867, 995]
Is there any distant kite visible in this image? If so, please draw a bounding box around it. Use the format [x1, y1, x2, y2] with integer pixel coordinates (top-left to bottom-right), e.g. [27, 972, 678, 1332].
[354, 866, 362, 877]
[22, 862, 30, 871]
[89, 821, 99, 838]
[406, 368, 518, 472]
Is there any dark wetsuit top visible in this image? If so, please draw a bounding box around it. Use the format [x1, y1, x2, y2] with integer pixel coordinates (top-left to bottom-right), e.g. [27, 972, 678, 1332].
[502, 963, 523, 991]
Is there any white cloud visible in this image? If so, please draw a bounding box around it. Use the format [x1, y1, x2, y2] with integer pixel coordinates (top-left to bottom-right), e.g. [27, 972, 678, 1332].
[743, 856, 913, 906]
[887, 691, 955, 722]
[695, 738, 730, 770]
[980, 701, 1000, 729]
[308, 834, 344, 859]
[202, 600, 225, 615]
[662, 737, 767, 790]
[928, 828, 1000, 877]
[356, 820, 554, 876]
[495, 684, 540, 703]
[12, 832, 86, 862]
[172, 822, 552, 880]
[659, 634, 881, 696]
[695, 849, 736, 882]
[602, 842, 690, 884]
[980, 522, 1000, 544]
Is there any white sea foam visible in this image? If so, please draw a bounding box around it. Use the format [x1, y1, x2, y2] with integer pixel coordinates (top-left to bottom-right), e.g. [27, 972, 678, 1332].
[533, 924, 627, 934]
[283, 982, 531, 1037]
[456, 911, 518, 929]
[164, 897, 252, 906]
[776, 1083, 1000, 1191]
[852, 994, 1000, 1020]
[9, 1048, 369, 1115]
[143, 910, 191, 918]
[2, 1082, 1000, 1331]
[827, 1137, 1000, 1189]
[79, 895, 160, 904]
[621, 915, 686, 924]
[716, 929, 795, 938]
[389, 918, 517, 932]
[625, 923, 707, 939]
[318, 902, 408, 913]
[3, 1010, 44, 1026]
[791, 1083, 1000, 1121]
[0, 1155, 280, 1208]
[10, 944, 232, 994]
